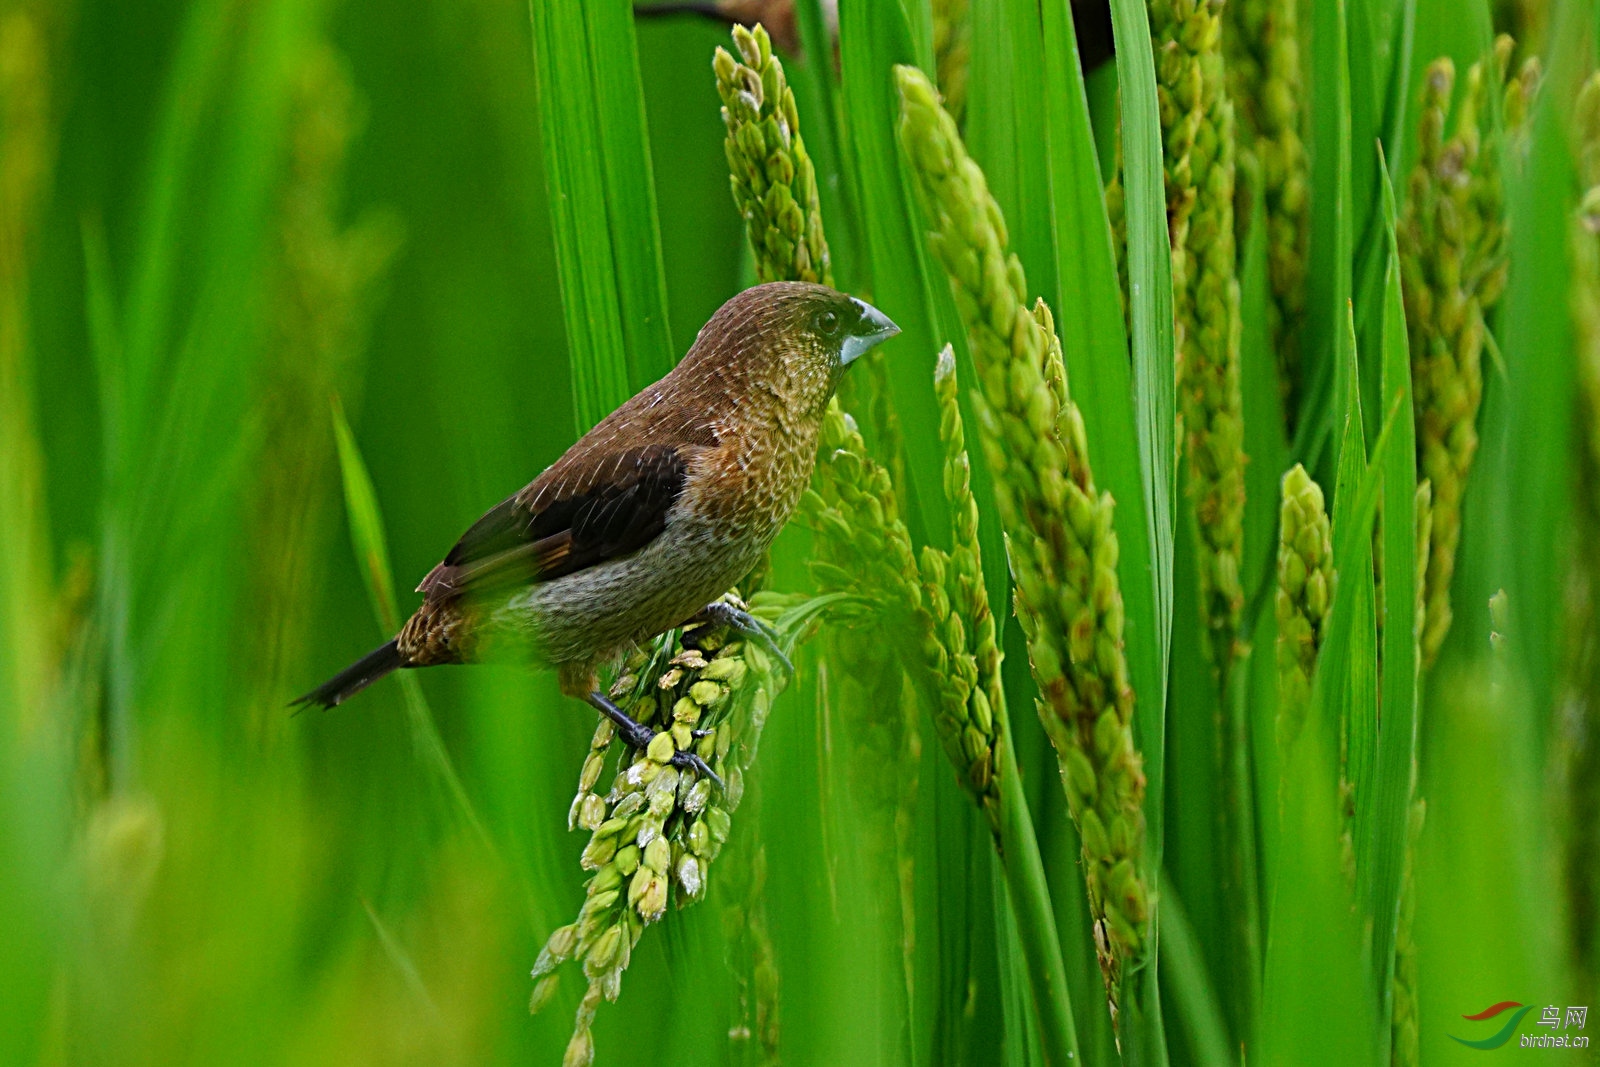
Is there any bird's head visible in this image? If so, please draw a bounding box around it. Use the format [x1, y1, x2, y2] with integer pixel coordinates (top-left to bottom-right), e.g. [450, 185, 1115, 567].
[688, 282, 900, 417]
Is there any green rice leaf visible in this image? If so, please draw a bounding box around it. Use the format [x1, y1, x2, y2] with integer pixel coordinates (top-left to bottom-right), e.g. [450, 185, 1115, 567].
[1359, 159, 1418, 1046]
[529, 1, 673, 430]
[966, 0, 1057, 313]
[1158, 872, 1232, 1067]
[582, 4, 675, 387]
[1106, 0, 1176, 708]
[1239, 178, 1290, 610]
[1041, 3, 1170, 1054]
[1330, 306, 1379, 841]
[330, 396, 489, 848]
[1105, 25, 1176, 1048]
[837, 0, 949, 549]
[1258, 720, 1373, 1066]
[1349, 0, 1403, 430]
[1262, 336, 1398, 1066]
[1497, 11, 1583, 716]
[1239, 177, 1290, 936]
[1297, 0, 1355, 480]
[330, 395, 399, 634]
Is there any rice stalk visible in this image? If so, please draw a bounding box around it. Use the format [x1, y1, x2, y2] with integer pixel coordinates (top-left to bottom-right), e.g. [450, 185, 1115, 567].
[1224, 0, 1307, 417]
[1149, 0, 1248, 668]
[931, 0, 970, 128]
[534, 620, 788, 1065]
[895, 65, 1148, 1023]
[1388, 479, 1432, 1066]
[802, 404, 1005, 831]
[715, 27, 930, 1039]
[1388, 795, 1427, 1067]
[1274, 463, 1331, 758]
[1401, 39, 1540, 667]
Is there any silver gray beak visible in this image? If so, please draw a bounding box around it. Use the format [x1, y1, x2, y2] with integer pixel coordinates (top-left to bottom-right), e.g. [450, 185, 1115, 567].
[840, 298, 901, 366]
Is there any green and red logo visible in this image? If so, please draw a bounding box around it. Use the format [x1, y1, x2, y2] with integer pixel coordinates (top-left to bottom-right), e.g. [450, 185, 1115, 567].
[1452, 1001, 1534, 1050]
[1453, 1001, 1589, 1050]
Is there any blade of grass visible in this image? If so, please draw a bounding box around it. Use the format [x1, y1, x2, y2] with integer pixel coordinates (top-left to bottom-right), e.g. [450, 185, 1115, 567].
[839, 9, 1034, 1061]
[1358, 161, 1418, 1044]
[1263, 354, 1399, 1066]
[1106, 0, 1176, 698]
[837, 0, 948, 549]
[792, 0, 861, 288]
[122, 0, 237, 434]
[1239, 180, 1290, 605]
[1158, 871, 1233, 1067]
[1349, 0, 1398, 435]
[528, 0, 665, 430]
[1039, 4, 1171, 1056]
[1258, 721, 1373, 1066]
[957, 0, 1046, 664]
[995, 721, 1081, 1067]
[966, 0, 1057, 314]
[1103, 7, 1178, 1056]
[1039, 0, 1166, 868]
[1332, 306, 1379, 865]
[582, 3, 675, 387]
[330, 396, 491, 851]
[1239, 154, 1291, 930]
[1161, 476, 1223, 1027]
[106, 0, 315, 780]
[1349, 0, 1417, 447]
[993, 855, 1046, 1067]
[330, 396, 399, 634]
[1296, 0, 1355, 482]
[1498, 1, 1585, 727]
[966, 2, 1120, 1049]
[1378, 0, 1416, 164]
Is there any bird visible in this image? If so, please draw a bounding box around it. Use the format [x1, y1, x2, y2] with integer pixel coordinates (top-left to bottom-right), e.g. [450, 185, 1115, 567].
[294, 281, 899, 783]
[634, 0, 811, 56]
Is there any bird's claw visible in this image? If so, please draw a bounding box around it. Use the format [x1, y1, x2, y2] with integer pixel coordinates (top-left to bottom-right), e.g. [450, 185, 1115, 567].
[672, 749, 724, 790]
[587, 690, 724, 791]
[588, 691, 656, 751]
[693, 599, 793, 677]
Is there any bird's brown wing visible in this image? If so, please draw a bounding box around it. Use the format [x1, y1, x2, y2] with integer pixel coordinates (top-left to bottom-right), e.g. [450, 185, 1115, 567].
[416, 442, 699, 599]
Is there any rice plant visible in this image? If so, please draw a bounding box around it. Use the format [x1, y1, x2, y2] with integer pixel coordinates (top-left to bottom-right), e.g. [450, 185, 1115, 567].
[2, 0, 1597, 1064]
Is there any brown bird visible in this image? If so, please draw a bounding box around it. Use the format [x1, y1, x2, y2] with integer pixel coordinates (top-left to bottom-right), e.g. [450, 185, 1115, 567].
[295, 282, 898, 782]
[635, 0, 807, 56]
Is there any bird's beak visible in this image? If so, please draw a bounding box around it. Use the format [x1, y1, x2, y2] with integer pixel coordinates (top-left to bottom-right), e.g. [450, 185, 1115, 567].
[840, 298, 901, 366]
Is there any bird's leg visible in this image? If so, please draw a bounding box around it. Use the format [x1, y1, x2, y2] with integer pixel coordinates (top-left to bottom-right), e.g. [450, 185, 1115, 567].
[690, 598, 793, 676]
[585, 690, 724, 789]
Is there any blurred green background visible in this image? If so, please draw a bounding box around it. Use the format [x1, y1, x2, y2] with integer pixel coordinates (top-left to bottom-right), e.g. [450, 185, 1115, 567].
[1, 0, 773, 1062]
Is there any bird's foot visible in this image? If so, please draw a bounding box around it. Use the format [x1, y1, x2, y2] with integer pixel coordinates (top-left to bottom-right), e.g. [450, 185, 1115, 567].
[586, 691, 724, 789]
[691, 598, 793, 676]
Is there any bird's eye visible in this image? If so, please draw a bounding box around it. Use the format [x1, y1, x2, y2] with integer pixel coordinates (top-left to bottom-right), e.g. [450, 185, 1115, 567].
[817, 310, 840, 337]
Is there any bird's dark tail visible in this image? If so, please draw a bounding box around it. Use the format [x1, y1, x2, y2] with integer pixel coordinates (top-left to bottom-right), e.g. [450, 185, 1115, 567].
[291, 640, 405, 710]
[634, 2, 730, 24]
